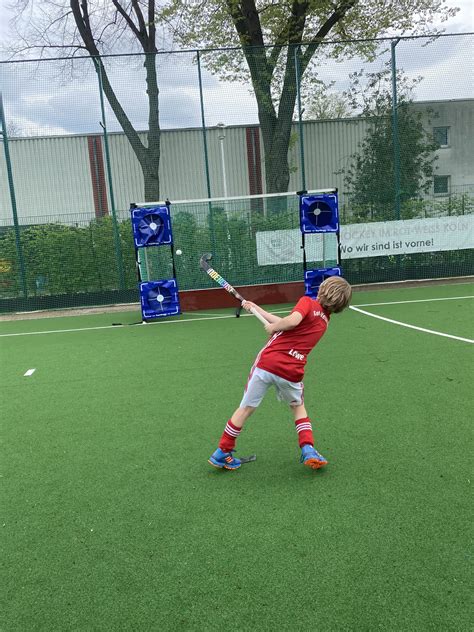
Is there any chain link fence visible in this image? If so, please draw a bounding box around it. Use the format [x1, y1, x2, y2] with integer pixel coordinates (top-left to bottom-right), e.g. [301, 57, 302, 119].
[0, 34, 473, 311]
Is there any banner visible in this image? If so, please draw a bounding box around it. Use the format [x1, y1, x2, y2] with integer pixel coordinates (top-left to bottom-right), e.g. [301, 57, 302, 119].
[255, 229, 337, 266]
[256, 215, 474, 265]
[340, 215, 474, 259]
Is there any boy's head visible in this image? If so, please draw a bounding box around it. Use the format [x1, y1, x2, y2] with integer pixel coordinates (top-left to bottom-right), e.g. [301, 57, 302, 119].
[317, 276, 352, 313]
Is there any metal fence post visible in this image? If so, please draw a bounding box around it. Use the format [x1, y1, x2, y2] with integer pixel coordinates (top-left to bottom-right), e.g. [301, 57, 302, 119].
[197, 51, 212, 201]
[0, 91, 28, 298]
[197, 50, 216, 254]
[391, 39, 401, 221]
[294, 45, 306, 192]
[94, 56, 126, 290]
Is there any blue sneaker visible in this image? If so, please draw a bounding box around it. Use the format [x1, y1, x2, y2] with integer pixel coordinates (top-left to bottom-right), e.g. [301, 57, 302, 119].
[208, 448, 242, 470]
[300, 444, 328, 470]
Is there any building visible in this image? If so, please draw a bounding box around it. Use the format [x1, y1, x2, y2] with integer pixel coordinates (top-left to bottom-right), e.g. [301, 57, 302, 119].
[0, 99, 472, 225]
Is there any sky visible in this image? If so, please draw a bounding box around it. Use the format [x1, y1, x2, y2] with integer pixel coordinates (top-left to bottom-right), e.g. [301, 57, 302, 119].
[0, 0, 472, 136]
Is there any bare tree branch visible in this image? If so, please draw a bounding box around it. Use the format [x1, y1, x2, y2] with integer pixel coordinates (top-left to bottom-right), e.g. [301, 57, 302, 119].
[301, 0, 357, 72]
[131, 0, 148, 39]
[110, 0, 143, 42]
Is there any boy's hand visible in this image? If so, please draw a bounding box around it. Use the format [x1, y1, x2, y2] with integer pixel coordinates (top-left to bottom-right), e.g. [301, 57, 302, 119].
[264, 322, 279, 335]
[241, 300, 258, 313]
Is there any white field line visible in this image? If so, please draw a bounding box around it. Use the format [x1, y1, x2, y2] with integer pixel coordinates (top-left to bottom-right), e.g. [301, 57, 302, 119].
[350, 306, 474, 344]
[23, 368, 36, 376]
[0, 294, 472, 339]
[0, 314, 248, 337]
[353, 295, 474, 307]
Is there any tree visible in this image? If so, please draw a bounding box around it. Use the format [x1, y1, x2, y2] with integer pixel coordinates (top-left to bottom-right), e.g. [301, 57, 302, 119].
[5, 1, 162, 201]
[341, 67, 439, 221]
[304, 89, 351, 120]
[161, 0, 457, 193]
[7, 121, 22, 138]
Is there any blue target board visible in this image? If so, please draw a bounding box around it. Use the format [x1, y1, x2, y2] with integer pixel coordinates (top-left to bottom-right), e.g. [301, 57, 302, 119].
[304, 267, 342, 298]
[131, 206, 173, 248]
[299, 193, 339, 233]
[139, 279, 181, 319]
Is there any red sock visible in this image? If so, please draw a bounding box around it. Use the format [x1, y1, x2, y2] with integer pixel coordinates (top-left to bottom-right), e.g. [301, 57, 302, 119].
[218, 420, 241, 452]
[295, 417, 314, 448]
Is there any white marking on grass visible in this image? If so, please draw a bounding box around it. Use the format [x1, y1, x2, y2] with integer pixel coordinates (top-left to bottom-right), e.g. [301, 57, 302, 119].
[350, 306, 474, 344]
[24, 368, 36, 376]
[1, 294, 472, 339]
[354, 295, 474, 307]
[0, 315, 247, 337]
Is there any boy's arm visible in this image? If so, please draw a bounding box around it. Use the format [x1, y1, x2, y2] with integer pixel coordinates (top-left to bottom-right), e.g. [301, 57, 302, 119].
[265, 311, 303, 334]
[241, 301, 281, 324]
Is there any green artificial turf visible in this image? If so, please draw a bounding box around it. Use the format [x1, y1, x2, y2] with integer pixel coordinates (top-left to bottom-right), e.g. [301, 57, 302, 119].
[1, 283, 473, 631]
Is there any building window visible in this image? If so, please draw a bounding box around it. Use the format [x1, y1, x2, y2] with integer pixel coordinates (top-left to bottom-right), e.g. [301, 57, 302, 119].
[434, 175, 450, 195]
[433, 126, 449, 147]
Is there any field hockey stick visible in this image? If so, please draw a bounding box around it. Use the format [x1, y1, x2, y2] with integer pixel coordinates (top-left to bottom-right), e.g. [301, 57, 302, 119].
[199, 253, 269, 325]
[239, 454, 257, 464]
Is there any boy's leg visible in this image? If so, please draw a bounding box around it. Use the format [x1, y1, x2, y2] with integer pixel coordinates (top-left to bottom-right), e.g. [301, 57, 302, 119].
[209, 368, 270, 470]
[219, 406, 256, 452]
[219, 368, 271, 450]
[292, 403, 313, 447]
[291, 404, 328, 470]
[208, 407, 255, 470]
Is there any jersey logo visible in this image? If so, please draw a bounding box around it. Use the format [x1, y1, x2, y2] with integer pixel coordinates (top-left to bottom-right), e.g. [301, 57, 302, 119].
[313, 310, 328, 324]
[289, 348, 305, 361]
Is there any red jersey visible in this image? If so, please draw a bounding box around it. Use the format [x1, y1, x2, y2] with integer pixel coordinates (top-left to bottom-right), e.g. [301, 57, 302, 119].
[255, 296, 330, 382]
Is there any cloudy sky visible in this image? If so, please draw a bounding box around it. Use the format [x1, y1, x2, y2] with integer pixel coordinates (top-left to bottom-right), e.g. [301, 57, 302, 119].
[0, 0, 472, 136]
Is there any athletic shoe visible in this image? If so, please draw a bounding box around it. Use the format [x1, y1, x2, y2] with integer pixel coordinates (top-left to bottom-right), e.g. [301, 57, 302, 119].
[300, 444, 328, 470]
[208, 448, 242, 470]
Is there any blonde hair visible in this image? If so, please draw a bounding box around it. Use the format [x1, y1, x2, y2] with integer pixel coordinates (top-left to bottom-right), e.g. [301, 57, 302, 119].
[317, 276, 352, 313]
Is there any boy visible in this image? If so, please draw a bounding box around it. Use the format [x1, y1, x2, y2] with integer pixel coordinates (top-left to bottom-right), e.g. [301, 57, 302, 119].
[208, 276, 352, 471]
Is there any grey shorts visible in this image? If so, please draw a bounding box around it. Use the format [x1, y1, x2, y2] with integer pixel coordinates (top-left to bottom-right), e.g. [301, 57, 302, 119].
[239, 367, 304, 408]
